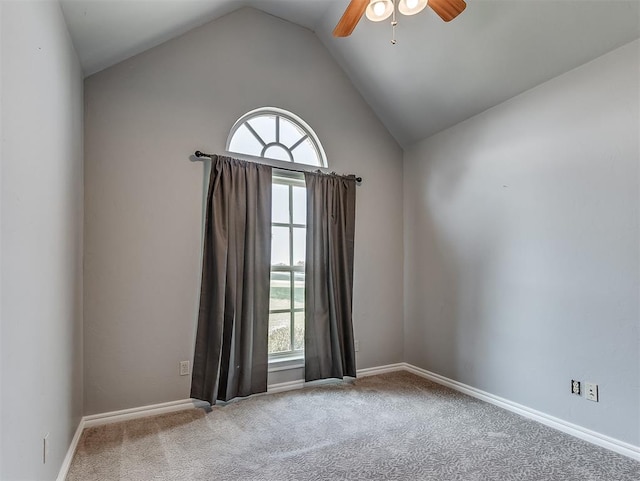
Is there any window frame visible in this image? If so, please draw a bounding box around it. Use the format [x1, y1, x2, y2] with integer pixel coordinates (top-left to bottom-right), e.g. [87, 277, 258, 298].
[226, 107, 327, 168]
[268, 172, 306, 361]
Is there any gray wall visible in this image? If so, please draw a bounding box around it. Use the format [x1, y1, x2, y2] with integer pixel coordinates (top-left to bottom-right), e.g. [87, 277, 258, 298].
[83, 7, 404, 415]
[403, 40, 639, 445]
[1, 3, 3, 475]
[1, 1, 84, 479]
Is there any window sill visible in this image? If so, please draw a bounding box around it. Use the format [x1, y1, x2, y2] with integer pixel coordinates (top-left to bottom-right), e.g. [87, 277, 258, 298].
[268, 355, 304, 373]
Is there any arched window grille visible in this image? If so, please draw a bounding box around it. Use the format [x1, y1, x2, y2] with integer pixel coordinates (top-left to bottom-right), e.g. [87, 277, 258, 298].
[227, 107, 327, 168]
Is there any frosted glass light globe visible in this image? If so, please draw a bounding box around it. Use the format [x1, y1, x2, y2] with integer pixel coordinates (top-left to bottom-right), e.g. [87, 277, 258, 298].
[398, 0, 428, 16]
[366, 0, 394, 22]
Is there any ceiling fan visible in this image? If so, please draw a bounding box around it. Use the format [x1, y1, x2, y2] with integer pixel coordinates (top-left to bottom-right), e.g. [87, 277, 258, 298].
[333, 0, 467, 37]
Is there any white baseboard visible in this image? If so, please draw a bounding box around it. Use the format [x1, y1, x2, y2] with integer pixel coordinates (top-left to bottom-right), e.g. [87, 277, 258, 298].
[83, 398, 210, 428]
[267, 363, 406, 394]
[56, 418, 85, 481]
[267, 379, 305, 394]
[357, 363, 405, 377]
[402, 363, 640, 462]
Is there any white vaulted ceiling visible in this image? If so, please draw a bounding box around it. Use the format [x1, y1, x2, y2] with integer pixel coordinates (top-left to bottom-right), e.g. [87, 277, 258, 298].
[60, 0, 640, 146]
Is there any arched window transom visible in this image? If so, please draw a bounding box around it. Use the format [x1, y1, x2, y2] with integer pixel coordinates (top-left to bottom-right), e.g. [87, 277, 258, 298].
[227, 107, 327, 168]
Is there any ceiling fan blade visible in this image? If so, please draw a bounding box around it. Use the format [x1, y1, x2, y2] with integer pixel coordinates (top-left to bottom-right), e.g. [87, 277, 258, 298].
[333, 0, 369, 37]
[429, 0, 467, 22]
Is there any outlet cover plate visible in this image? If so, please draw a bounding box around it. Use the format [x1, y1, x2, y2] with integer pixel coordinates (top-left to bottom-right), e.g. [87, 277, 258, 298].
[179, 361, 190, 376]
[571, 380, 581, 395]
[585, 382, 598, 402]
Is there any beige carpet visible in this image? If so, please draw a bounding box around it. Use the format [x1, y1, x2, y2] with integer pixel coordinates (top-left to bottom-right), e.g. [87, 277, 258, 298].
[67, 371, 639, 480]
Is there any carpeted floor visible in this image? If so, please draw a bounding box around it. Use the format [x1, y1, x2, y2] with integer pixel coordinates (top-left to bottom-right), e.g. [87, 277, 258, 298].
[67, 371, 639, 480]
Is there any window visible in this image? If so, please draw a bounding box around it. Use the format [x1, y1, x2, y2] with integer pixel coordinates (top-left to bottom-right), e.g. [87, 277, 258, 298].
[227, 107, 327, 360]
[227, 107, 327, 168]
[269, 175, 306, 357]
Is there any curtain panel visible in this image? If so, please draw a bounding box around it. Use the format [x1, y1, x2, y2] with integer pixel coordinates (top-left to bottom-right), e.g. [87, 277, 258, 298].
[191, 155, 272, 404]
[304, 171, 357, 382]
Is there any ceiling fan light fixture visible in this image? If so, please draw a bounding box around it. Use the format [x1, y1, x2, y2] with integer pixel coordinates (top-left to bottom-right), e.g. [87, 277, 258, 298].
[398, 0, 428, 16]
[365, 0, 394, 22]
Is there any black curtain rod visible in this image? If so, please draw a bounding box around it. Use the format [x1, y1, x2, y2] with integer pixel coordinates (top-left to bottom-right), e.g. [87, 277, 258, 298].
[194, 151, 362, 183]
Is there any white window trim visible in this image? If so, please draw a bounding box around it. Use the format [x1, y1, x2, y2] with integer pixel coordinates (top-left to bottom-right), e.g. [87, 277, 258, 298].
[226, 106, 328, 168]
[267, 355, 304, 373]
[268, 172, 306, 363]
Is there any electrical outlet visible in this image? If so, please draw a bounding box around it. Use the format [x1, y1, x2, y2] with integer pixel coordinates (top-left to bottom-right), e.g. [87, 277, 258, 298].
[585, 382, 598, 402]
[571, 380, 581, 395]
[179, 360, 190, 376]
[43, 433, 49, 464]
[354, 340, 360, 352]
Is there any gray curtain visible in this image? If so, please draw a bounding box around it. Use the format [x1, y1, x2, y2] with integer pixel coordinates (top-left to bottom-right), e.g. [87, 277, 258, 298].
[304, 171, 357, 382]
[191, 155, 272, 404]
